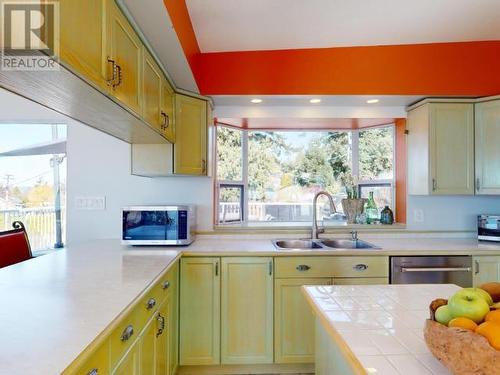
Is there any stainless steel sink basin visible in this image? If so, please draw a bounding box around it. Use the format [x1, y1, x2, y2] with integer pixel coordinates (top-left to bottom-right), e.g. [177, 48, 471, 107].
[272, 240, 323, 250]
[320, 239, 379, 249]
[272, 238, 379, 250]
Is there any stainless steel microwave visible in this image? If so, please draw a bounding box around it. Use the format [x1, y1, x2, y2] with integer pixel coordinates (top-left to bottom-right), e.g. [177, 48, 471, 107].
[478, 215, 500, 242]
[122, 205, 195, 245]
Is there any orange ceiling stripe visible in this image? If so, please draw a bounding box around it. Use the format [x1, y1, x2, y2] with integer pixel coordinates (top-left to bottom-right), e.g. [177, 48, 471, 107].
[163, 0, 201, 77]
[195, 41, 500, 96]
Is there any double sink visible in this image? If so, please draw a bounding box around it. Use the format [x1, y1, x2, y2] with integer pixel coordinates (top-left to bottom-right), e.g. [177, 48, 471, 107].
[272, 238, 380, 251]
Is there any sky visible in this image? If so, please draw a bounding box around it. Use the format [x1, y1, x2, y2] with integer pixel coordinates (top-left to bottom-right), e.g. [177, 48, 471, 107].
[0, 124, 67, 188]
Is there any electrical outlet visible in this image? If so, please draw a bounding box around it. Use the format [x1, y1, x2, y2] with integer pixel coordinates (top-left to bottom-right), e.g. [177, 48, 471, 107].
[75, 196, 106, 210]
[413, 209, 424, 223]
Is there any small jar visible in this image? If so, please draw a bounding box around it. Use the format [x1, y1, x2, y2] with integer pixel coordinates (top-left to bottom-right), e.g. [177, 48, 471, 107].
[380, 206, 394, 225]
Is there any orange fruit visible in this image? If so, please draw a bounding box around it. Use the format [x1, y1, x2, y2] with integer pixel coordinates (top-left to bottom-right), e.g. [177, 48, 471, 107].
[448, 317, 478, 331]
[476, 321, 500, 350]
[485, 310, 500, 323]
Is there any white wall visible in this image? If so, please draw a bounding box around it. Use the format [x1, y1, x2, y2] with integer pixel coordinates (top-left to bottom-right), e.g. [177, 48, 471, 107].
[407, 195, 500, 231]
[66, 123, 213, 245]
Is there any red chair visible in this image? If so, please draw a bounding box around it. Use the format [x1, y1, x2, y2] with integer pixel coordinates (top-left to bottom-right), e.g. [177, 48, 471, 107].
[0, 221, 33, 268]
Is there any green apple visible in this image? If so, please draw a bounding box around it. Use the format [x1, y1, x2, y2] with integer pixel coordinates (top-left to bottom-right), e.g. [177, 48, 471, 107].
[448, 289, 490, 323]
[435, 305, 453, 325]
[465, 287, 494, 306]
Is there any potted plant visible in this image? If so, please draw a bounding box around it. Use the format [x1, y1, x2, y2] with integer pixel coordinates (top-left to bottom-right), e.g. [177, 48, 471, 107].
[340, 174, 367, 224]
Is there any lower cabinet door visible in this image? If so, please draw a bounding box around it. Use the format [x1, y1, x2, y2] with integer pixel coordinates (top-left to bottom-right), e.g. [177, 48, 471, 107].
[156, 299, 170, 375]
[112, 340, 140, 375]
[275, 278, 332, 364]
[473, 256, 500, 286]
[180, 257, 220, 365]
[139, 313, 157, 375]
[221, 257, 274, 364]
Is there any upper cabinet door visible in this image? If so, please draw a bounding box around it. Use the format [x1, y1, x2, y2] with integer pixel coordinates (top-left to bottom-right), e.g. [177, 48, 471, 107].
[107, 0, 143, 115]
[475, 100, 500, 195]
[429, 103, 475, 195]
[161, 78, 175, 143]
[59, 0, 107, 90]
[220, 257, 274, 365]
[174, 94, 208, 175]
[142, 50, 163, 131]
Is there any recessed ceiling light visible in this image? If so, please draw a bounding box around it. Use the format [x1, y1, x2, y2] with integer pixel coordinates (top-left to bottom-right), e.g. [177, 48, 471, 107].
[366, 99, 379, 104]
[250, 98, 262, 104]
[310, 98, 322, 104]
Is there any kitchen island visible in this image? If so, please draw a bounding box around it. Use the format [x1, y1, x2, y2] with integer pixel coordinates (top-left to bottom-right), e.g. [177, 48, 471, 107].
[302, 284, 458, 375]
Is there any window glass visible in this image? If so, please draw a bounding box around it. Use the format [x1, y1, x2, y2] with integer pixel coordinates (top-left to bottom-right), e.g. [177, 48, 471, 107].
[217, 126, 242, 181]
[359, 127, 394, 180]
[218, 185, 243, 223]
[0, 124, 67, 251]
[247, 131, 350, 222]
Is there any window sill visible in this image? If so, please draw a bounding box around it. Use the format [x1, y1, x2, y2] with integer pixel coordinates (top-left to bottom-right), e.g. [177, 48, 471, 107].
[205, 222, 407, 235]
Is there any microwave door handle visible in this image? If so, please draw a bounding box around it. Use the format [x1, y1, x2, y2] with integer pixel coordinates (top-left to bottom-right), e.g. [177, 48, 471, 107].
[400, 267, 472, 272]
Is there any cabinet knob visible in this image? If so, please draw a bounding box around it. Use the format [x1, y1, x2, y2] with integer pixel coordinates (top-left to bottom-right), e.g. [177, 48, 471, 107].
[353, 264, 368, 271]
[296, 264, 311, 272]
[146, 298, 156, 310]
[87, 369, 98, 375]
[162, 280, 170, 290]
[120, 325, 134, 341]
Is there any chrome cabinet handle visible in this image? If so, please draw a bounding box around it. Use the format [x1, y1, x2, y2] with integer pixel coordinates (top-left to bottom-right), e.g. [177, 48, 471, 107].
[146, 298, 156, 310]
[432, 178, 437, 191]
[296, 264, 311, 272]
[162, 280, 170, 290]
[401, 267, 471, 272]
[202, 159, 207, 174]
[353, 264, 368, 271]
[475, 260, 480, 275]
[115, 64, 122, 87]
[269, 260, 273, 276]
[120, 325, 134, 341]
[87, 369, 98, 375]
[215, 261, 219, 276]
[106, 57, 117, 86]
[476, 178, 481, 192]
[160, 111, 169, 130]
[156, 313, 165, 337]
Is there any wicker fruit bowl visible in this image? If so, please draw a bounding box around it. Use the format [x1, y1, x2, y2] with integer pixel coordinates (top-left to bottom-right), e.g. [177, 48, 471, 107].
[424, 299, 500, 375]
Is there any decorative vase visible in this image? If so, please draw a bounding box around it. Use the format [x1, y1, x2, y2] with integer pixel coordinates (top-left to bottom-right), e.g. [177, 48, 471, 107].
[380, 206, 394, 225]
[341, 198, 367, 224]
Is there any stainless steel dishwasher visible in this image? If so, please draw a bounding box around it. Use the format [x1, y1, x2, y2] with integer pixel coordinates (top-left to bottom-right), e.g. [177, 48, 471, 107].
[390, 256, 473, 287]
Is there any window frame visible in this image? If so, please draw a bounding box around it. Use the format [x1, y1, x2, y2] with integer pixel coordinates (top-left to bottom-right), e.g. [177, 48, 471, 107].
[215, 124, 396, 225]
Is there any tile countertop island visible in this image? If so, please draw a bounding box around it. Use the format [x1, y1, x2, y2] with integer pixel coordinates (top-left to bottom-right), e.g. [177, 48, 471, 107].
[302, 284, 459, 375]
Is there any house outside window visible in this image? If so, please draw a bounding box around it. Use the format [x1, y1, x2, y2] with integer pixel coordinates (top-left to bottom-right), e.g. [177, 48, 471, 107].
[0, 124, 67, 252]
[216, 125, 394, 225]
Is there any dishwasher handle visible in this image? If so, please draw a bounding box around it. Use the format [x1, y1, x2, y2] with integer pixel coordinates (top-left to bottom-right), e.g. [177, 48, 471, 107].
[400, 267, 472, 273]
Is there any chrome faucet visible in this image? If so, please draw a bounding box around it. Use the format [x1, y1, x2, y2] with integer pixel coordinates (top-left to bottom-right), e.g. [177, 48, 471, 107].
[312, 191, 337, 239]
[350, 230, 358, 241]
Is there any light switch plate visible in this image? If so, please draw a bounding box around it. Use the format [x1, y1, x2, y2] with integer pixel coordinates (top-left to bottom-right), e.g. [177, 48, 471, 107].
[75, 196, 106, 210]
[413, 209, 424, 223]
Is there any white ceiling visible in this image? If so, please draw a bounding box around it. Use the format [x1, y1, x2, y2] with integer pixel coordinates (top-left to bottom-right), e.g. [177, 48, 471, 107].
[186, 0, 500, 52]
[212, 95, 424, 107]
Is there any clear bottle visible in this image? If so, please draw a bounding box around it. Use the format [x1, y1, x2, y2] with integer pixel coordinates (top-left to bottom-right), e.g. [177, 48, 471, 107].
[365, 191, 379, 224]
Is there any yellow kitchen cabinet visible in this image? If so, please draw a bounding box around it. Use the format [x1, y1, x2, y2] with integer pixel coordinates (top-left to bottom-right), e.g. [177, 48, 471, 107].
[161, 78, 176, 143]
[475, 100, 500, 195]
[275, 278, 332, 364]
[139, 312, 157, 375]
[174, 94, 208, 175]
[407, 102, 475, 195]
[59, 0, 108, 91]
[167, 262, 179, 375]
[473, 256, 500, 286]
[112, 339, 140, 375]
[107, 0, 143, 114]
[66, 339, 110, 375]
[179, 257, 220, 365]
[221, 257, 274, 364]
[155, 300, 170, 375]
[142, 49, 163, 131]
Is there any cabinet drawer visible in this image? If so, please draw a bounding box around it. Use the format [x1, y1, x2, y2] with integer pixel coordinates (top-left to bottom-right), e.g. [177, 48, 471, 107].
[110, 308, 141, 368]
[275, 256, 388, 278]
[135, 282, 164, 330]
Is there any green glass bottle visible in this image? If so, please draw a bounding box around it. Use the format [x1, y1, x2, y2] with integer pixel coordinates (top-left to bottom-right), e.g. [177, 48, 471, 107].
[365, 191, 379, 224]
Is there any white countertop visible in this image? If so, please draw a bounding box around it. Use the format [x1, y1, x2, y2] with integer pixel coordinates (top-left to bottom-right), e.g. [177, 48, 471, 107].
[302, 284, 459, 375]
[1, 237, 499, 374]
[0, 241, 181, 375]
